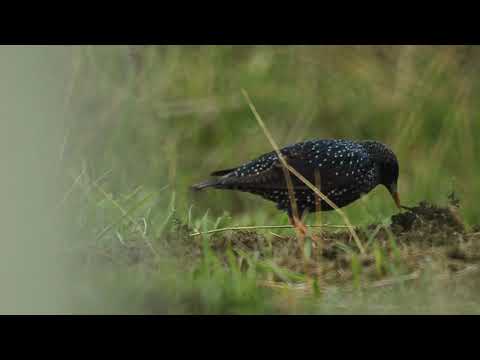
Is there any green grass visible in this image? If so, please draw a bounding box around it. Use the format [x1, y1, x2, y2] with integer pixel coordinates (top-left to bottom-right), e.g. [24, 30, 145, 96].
[62, 46, 480, 314]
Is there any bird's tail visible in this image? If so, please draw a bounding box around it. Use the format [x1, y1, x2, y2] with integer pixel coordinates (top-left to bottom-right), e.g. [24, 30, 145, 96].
[190, 179, 219, 192]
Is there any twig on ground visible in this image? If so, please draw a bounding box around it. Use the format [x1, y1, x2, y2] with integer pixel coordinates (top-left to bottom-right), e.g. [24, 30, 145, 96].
[189, 224, 349, 237]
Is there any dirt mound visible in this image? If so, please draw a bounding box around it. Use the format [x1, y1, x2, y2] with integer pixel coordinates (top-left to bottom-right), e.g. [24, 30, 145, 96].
[391, 201, 465, 236]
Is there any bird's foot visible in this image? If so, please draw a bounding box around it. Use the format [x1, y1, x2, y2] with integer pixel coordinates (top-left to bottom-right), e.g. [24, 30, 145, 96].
[310, 233, 320, 244]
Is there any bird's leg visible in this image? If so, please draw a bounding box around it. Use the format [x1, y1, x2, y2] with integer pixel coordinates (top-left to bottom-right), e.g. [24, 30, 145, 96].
[289, 215, 305, 250]
[289, 215, 319, 245]
[310, 230, 320, 244]
[289, 215, 307, 239]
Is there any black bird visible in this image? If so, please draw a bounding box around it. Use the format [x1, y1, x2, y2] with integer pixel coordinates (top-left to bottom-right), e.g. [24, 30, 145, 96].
[192, 139, 401, 237]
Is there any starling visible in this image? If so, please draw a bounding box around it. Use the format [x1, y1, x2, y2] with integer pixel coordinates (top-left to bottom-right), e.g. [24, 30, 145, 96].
[192, 139, 401, 237]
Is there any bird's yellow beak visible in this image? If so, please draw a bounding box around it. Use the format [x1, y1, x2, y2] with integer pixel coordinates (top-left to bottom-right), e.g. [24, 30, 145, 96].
[392, 191, 401, 209]
[389, 183, 401, 209]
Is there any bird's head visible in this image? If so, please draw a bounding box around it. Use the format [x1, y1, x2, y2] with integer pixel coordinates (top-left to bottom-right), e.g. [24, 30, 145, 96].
[361, 140, 401, 209]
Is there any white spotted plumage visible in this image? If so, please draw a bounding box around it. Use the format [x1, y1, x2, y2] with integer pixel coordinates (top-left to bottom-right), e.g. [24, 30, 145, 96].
[194, 138, 399, 216]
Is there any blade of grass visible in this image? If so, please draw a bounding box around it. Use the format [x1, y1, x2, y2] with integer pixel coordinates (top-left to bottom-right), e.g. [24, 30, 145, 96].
[241, 90, 300, 238]
[56, 165, 87, 210]
[95, 191, 156, 241]
[241, 89, 365, 255]
[189, 224, 349, 237]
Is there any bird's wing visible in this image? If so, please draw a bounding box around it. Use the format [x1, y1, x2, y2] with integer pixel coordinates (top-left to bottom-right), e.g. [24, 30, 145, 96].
[210, 168, 238, 176]
[218, 145, 372, 193]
